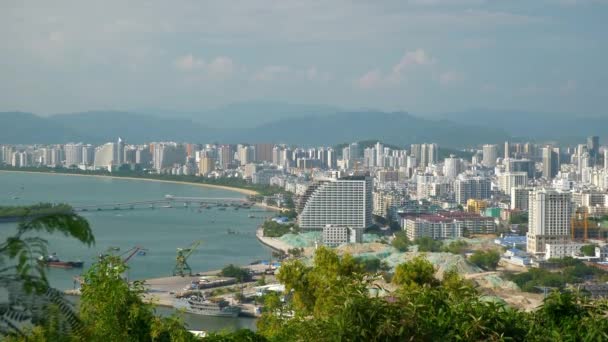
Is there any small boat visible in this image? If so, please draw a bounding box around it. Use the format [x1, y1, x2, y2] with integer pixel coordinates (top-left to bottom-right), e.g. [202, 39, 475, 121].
[162, 205, 172, 208]
[108, 246, 120, 251]
[218, 207, 226, 211]
[38, 254, 84, 269]
[137, 250, 147, 256]
[248, 215, 255, 219]
[173, 295, 240, 318]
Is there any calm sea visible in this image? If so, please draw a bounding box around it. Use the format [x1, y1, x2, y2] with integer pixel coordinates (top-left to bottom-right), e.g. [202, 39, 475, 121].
[0, 171, 273, 331]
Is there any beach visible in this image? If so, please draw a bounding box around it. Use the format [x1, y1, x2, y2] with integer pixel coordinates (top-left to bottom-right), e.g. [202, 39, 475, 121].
[0, 170, 259, 196]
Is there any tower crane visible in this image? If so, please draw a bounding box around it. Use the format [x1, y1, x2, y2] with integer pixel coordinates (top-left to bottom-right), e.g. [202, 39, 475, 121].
[173, 240, 202, 277]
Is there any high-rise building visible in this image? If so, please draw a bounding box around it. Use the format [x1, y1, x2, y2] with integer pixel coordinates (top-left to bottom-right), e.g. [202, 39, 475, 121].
[198, 156, 216, 175]
[94, 143, 115, 169]
[527, 188, 572, 255]
[254, 143, 274, 162]
[511, 187, 532, 211]
[218, 144, 234, 169]
[64, 143, 83, 167]
[504, 158, 535, 179]
[482, 144, 498, 168]
[605, 149, 608, 170]
[116, 138, 124, 165]
[298, 176, 372, 231]
[498, 172, 528, 195]
[504, 141, 510, 159]
[542, 146, 559, 179]
[237, 145, 255, 166]
[410, 144, 421, 164]
[454, 176, 491, 204]
[152, 142, 187, 171]
[587, 136, 600, 164]
[443, 155, 462, 179]
[82, 145, 95, 165]
[135, 147, 151, 166]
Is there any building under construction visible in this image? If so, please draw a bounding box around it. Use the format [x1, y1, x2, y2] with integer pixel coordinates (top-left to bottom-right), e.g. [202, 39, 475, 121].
[571, 208, 605, 241]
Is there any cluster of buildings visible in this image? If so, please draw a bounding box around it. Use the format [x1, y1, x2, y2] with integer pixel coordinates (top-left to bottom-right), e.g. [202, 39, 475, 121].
[3, 136, 608, 259]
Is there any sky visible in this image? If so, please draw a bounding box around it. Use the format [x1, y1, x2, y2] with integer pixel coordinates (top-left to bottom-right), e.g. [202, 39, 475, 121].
[0, 0, 606, 116]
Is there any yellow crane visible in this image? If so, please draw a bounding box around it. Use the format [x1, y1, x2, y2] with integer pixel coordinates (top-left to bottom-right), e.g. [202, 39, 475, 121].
[173, 240, 202, 277]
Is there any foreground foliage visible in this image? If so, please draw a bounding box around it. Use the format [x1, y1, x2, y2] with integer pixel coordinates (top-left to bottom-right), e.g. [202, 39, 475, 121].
[4, 214, 608, 341]
[258, 247, 608, 341]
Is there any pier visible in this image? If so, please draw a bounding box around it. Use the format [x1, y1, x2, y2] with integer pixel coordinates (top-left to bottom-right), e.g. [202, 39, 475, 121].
[72, 195, 251, 212]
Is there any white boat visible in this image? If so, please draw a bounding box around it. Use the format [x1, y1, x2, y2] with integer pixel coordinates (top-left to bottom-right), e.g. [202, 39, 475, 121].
[174, 295, 241, 318]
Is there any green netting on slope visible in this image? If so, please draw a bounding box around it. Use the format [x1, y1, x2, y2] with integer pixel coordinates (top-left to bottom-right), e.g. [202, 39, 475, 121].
[279, 232, 322, 248]
[481, 274, 520, 291]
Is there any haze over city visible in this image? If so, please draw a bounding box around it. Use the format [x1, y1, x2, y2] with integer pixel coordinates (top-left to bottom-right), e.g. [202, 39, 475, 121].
[1, 0, 606, 116]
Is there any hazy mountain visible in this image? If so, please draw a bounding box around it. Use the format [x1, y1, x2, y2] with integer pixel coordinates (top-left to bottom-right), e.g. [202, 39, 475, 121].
[0, 112, 86, 144]
[142, 101, 342, 129]
[433, 109, 608, 143]
[50, 111, 212, 143]
[223, 111, 511, 147]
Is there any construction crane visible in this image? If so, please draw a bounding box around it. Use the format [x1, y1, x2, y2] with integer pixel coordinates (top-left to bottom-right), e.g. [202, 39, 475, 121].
[120, 246, 148, 263]
[173, 240, 202, 277]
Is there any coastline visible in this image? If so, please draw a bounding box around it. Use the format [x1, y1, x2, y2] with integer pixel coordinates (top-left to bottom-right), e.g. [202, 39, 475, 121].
[0, 169, 259, 197]
[255, 227, 292, 254]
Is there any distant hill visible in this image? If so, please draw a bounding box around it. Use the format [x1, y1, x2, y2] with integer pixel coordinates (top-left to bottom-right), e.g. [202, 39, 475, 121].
[434, 110, 608, 143]
[142, 101, 342, 129]
[51, 111, 212, 143]
[223, 111, 511, 147]
[0, 112, 85, 144]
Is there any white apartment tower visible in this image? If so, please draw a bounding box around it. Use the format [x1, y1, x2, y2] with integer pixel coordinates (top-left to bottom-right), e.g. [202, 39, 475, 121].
[298, 176, 372, 231]
[526, 188, 573, 255]
[482, 144, 498, 168]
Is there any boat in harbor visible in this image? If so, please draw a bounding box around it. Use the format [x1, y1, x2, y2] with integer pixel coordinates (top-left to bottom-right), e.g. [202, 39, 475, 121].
[38, 253, 84, 269]
[174, 295, 241, 317]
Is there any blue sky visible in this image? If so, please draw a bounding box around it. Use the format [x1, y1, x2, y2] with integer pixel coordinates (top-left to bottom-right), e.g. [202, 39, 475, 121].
[1, 0, 606, 115]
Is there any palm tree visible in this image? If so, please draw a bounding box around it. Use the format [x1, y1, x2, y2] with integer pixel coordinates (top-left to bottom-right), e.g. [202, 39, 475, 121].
[0, 211, 94, 338]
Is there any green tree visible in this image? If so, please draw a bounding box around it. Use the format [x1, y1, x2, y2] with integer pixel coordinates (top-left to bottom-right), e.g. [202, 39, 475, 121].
[392, 256, 439, 288]
[0, 212, 94, 338]
[391, 231, 410, 252]
[79, 255, 196, 342]
[414, 237, 443, 252]
[442, 240, 469, 254]
[469, 250, 501, 271]
[581, 244, 596, 257]
[220, 264, 251, 282]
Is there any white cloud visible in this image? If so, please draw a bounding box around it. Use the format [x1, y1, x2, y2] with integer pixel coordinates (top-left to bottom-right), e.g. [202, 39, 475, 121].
[356, 70, 382, 89]
[439, 71, 465, 86]
[174, 54, 205, 71]
[207, 56, 235, 76]
[252, 65, 290, 81]
[357, 48, 435, 88]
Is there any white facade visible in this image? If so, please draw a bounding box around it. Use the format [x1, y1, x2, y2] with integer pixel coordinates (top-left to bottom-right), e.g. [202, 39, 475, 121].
[482, 144, 498, 168]
[322, 225, 363, 247]
[527, 188, 573, 255]
[64, 143, 83, 167]
[403, 217, 463, 240]
[545, 242, 586, 260]
[93, 143, 115, 169]
[498, 172, 528, 195]
[298, 176, 372, 231]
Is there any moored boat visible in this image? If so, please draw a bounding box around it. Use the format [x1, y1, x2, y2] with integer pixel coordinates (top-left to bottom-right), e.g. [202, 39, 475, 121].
[174, 295, 241, 317]
[38, 253, 84, 269]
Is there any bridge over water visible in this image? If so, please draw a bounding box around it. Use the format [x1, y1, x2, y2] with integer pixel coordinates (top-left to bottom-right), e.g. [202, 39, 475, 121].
[72, 195, 251, 212]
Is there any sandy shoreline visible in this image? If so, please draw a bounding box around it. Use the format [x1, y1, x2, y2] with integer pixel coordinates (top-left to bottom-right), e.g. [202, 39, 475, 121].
[0, 170, 259, 196]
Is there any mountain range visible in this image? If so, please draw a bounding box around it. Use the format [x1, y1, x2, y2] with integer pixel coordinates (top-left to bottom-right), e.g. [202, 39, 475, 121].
[0, 103, 605, 147]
